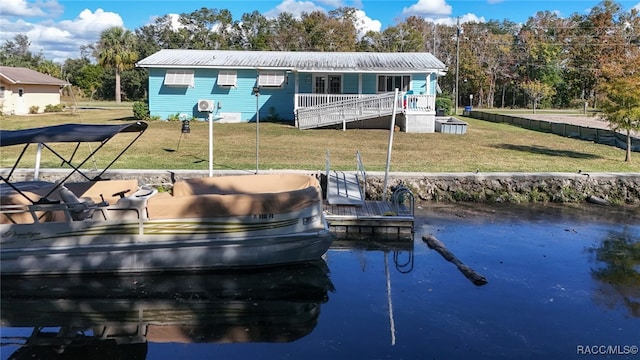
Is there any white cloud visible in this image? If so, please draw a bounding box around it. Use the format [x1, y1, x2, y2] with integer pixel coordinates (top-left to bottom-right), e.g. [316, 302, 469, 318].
[264, 0, 327, 18]
[402, 0, 452, 17]
[633, 2, 640, 11]
[424, 13, 486, 26]
[2, 0, 47, 17]
[1, 4, 124, 63]
[353, 9, 381, 37]
[59, 9, 123, 39]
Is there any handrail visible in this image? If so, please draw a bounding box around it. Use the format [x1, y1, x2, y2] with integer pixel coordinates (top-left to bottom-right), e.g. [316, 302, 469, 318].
[297, 93, 398, 129]
[296, 92, 436, 129]
[355, 150, 367, 200]
[391, 183, 414, 218]
[324, 150, 330, 200]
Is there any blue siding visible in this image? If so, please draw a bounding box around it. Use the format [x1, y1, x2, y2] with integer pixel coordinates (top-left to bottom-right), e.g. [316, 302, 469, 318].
[148, 68, 439, 121]
[361, 74, 377, 94]
[411, 74, 428, 94]
[149, 68, 295, 122]
[343, 74, 359, 94]
[298, 73, 313, 93]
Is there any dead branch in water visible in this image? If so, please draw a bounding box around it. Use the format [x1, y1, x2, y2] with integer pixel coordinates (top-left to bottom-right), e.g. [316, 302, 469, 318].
[422, 234, 488, 286]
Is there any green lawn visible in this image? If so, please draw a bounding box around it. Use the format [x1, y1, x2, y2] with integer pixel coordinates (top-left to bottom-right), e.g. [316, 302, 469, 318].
[1, 108, 638, 173]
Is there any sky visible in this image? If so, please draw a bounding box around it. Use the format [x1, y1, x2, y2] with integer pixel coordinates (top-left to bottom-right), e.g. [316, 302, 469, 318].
[2, 0, 640, 63]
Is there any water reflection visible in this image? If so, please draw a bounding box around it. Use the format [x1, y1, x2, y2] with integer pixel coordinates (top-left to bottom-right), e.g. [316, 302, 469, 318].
[588, 228, 640, 317]
[0, 261, 334, 359]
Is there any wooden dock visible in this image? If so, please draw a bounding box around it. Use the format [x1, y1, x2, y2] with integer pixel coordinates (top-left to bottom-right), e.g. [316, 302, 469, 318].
[322, 150, 414, 240]
[323, 200, 414, 239]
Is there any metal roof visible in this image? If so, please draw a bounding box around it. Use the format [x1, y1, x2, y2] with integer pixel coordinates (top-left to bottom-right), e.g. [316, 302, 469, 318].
[136, 49, 447, 73]
[0, 66, 70, 86]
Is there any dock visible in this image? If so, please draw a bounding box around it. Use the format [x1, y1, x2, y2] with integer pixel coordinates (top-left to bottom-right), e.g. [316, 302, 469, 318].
[322, 150, 414, 240]
[324, 200, 414, 239]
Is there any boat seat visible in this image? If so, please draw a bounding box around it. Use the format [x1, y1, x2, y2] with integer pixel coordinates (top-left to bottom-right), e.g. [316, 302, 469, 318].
[0, 190, 64, 224]
[172, 174, 320, 196]
[58, 186, 96, 221]
[146, 188, 321, 220]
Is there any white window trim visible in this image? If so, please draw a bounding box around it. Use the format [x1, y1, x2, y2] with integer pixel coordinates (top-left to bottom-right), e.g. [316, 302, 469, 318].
[164, 69, 194, 87]
[258, 71, 285, 87]
[218, 70, 237, 87]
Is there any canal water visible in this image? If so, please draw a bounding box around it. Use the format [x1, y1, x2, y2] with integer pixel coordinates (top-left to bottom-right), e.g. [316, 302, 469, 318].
[1, 203, 638, 360]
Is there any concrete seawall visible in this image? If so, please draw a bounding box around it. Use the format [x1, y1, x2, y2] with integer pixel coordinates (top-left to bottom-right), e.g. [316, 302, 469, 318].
[4, 169, 640, 205]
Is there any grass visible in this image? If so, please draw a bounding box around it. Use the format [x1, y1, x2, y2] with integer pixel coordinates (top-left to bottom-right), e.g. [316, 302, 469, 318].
[1, 108, 638, 173]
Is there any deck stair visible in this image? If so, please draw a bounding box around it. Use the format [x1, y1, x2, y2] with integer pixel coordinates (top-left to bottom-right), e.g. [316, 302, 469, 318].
[325, 150, 366, 206]
[297, 92, 400, 130]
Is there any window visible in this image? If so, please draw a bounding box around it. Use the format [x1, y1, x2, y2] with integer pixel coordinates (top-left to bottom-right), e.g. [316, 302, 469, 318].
[217, 70, 237, 86]
[0, 86, 5, 99]
[164, 69, 194, 87]
[377, 75, 410, 92]
[258, 71, 285, 87]
[313, 75, 341, 94]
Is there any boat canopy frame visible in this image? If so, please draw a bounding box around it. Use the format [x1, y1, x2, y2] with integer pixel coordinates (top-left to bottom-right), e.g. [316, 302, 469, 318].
[0, 122, 148, 204]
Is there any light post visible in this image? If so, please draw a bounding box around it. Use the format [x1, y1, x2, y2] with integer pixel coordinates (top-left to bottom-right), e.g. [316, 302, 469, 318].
[253, 86, 260, 174]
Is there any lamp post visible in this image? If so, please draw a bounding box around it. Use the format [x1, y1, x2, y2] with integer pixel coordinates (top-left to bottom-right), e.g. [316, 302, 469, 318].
[253, 86, 260, 174]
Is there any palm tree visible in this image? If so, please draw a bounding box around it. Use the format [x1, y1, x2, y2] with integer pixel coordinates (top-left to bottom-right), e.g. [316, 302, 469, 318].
[96, 27, 138, 103]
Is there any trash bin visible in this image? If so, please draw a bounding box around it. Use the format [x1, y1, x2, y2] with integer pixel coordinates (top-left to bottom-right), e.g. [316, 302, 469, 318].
[463, 106, 472, 116]
[436, 108, 445, 116]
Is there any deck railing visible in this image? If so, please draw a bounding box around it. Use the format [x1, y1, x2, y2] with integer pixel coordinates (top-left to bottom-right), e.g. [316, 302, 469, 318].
[296, 92, 436, 129]
[295, 94, 375, 110]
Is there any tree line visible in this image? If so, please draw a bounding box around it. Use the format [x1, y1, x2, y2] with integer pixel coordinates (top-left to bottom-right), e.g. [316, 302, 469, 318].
[0, 1, 636, 107]
[1, 0, 638, 159]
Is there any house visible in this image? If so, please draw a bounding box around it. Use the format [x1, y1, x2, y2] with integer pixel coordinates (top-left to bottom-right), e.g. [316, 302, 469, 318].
[136, 50, 447, 133]
[0, 66, 70, 115]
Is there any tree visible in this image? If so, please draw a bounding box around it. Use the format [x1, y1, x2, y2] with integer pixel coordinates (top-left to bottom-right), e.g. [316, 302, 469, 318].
[521, 79, 556, 113]
[178, 8, 233, 49]
[269, 12, 305, 51]
[598, 52, 640, 162]
[0, 34, 48, 69]
[96, 26, 139, 103]
[231, 11, 272, 50]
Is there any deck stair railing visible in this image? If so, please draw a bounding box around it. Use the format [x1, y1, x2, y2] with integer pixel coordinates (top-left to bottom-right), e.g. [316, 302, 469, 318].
[297, 92, 400, 130]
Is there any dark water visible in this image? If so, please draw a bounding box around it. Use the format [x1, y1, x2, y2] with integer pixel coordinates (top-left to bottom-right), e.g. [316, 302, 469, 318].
[1, 203, 639, 360]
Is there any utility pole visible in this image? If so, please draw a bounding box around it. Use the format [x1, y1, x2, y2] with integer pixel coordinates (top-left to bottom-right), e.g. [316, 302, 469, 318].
[432, 23, 437, 57]
[455, 17, 460, 115]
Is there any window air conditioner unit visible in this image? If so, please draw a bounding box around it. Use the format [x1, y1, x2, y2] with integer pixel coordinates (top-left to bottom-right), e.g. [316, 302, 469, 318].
[198, 99, 214, 112]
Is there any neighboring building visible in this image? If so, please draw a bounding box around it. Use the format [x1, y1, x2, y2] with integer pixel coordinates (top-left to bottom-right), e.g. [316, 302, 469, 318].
[136, 50, 447, 132]
[0, 66, 70, 115]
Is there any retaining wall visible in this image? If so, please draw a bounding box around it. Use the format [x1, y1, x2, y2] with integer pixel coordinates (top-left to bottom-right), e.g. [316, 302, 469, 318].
[4, 169, 639, 206]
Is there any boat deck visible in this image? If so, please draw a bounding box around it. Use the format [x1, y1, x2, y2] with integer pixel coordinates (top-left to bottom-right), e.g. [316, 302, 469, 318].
[323, 200, 414, 240]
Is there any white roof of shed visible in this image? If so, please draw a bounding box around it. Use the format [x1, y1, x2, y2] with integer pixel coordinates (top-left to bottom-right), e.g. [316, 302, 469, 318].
[137, 49, 447, 73]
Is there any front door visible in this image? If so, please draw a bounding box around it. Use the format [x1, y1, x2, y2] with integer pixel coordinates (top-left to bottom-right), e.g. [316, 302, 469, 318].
[313, 75, 341, 94]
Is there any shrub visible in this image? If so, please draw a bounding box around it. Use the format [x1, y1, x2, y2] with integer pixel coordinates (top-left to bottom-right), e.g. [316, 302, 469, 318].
[132, 101, 149, 120]
[167, 113, 181, 121]
[29, 106, 39, 114]
[436, 97, 453, 115]
[44, 104, 64, 112]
